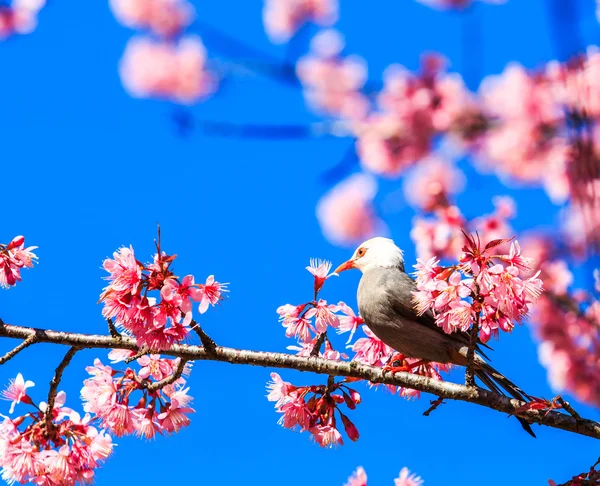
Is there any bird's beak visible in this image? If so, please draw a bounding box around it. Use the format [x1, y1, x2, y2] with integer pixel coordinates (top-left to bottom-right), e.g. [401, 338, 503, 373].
[334, 259, 356, 274]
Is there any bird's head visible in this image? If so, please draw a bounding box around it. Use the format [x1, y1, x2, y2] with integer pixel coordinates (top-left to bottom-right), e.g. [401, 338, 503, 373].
[334, 237, 404, 274]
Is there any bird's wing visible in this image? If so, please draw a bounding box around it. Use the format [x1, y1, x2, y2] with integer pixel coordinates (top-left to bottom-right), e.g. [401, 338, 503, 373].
[389, 270, 492, 357]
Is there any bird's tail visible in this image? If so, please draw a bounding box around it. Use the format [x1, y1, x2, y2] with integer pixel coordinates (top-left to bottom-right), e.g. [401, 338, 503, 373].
[474, 357, 536, 438]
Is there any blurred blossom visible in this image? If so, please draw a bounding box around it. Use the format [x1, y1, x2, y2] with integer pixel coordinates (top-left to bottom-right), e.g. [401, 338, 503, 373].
[296, 30, 370, 121]
[478, 63, 568, 198]
[109, 0, 194, 37]
[354, 55, 475, 177]
[119, 36, 217, 104]
[415, 0, 505, 9]
[0, 0, 45, 39]
[403, 156, 465, 211]
[317, 173, 385, 247]
[344, 467, 367, 486]
[263, 0, 338, 43]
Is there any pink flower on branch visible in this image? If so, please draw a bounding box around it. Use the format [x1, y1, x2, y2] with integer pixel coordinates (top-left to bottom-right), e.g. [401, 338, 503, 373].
[99, 238, 226, 350]
[413, 233, 543, 342]
[306, 258, 337, 296]
[0, 235, 38, 289]
[0, 373, 34, 413]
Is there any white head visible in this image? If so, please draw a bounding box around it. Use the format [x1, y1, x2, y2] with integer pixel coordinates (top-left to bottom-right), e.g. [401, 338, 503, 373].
[334, 237, 404, 274]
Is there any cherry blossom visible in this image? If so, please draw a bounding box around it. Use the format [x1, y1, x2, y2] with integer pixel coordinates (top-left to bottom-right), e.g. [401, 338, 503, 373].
[296, 30, 369, 120]
[306, 258, 337, 295]
[0, 387, 113, 485]
[0, 373, 34, 413]
[336, 301, 364, 343]
[413, 234, 543, 341]
[196, 275, 228, 314]
[263, 0, 338, 43]
[344, 467, 367, 486]
[403, 156, 465, 212]
[317, 172, 386, 247]
[395, 467, 424, 486]
[0, 0, 45, 40]
[119, 36, 217, 105]
[109, 0, 194, 37]
[0, 235, 38, 289]
[81, 353, 194, 438]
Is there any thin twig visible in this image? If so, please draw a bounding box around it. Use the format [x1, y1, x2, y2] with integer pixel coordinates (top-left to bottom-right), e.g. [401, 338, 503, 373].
[557, 396, 582, 420]
[0, 321, 599, 440]
[191, 320, 217, 354]
[147, 359, 187, 392]
[0, 335, 37, 365]
[106, 318, 121, 339]
[310, 332, 327, 357]
[466, 288, 481, 386]
[125, 347, 149, 364]
[423, 397, 446, 417]
[45, 347, 79, 432]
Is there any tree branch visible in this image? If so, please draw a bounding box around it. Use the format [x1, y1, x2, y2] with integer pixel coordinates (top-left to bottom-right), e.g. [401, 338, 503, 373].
[45, 346, 79, 431]
[0, 334, 37, 365]
[1, 322, 599, 440]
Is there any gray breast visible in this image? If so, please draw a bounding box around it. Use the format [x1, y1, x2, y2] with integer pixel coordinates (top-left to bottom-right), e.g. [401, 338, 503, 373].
[357, 267, 458, 363]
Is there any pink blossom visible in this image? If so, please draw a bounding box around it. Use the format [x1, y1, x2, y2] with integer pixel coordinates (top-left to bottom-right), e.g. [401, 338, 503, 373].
[317, 172, 386, 247]
[410, 206, 465, 260]
[306, 258, 337, 295]
[305, 299, 340, 333]
[296, 30, 369, 121]
[119, 36, 217, 105]
[416, 0, 504, 9]
[279, 305, 313, 342]
[351, 325, 394, 366]
[137, 354, 173, 380]
[263, 0, 338, 43]
[345, 467, 368, 486]
[0, 236, 38, 289]
[310, 424, 343, 447]
[278, 395, 312, 430]
[1, 373, 34, 413]
[336, 302, 364, 343]
[109, 0, 194, 37]
[196, 275, 228, 314]
[157, 402, 194, 433]
[395, 467, 424, 486]
[266, 372, 294, 407]
[403, 156, 465, 212]
[0, 0, 45, 40]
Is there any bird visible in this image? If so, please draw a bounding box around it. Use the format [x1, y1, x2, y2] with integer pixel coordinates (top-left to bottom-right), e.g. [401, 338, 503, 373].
[334, 236, 536, 437]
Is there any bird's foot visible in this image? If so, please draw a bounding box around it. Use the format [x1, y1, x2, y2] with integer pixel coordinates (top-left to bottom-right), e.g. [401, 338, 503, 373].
[382, 357, 430, 377]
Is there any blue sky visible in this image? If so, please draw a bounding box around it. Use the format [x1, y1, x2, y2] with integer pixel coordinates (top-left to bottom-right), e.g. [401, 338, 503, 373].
[1, 0, 599, 484]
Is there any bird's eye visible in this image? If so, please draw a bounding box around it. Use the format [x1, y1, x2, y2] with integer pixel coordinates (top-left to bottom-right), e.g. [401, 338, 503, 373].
[357, 247, 367, 257]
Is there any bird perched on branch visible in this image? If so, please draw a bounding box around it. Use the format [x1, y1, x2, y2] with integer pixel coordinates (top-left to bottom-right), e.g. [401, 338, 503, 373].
[334, 236, 535, 437]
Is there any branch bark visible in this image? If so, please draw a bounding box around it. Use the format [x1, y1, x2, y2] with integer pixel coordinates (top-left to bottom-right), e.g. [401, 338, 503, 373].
[0, 321, 599, 440]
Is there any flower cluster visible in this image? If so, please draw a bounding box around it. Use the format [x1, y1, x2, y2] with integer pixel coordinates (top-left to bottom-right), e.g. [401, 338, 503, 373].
[111, 0, 217, 103]
[0, 0, 45, 40]
[520, 237, 600, 407]
[296, 30, 369, 121]
[413, 235, 543, 342]
[81, 351, 194, 438]
[263, 0, 338, 43]
[354, 55, 475, 178]
[410, 196, 516, 261]
[0, 235, 38, 289]
[99, 242, 227, 349]
[0, 374, 113, 485]
[344, 466, 423, 486]
[266, 372, 361, 447]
